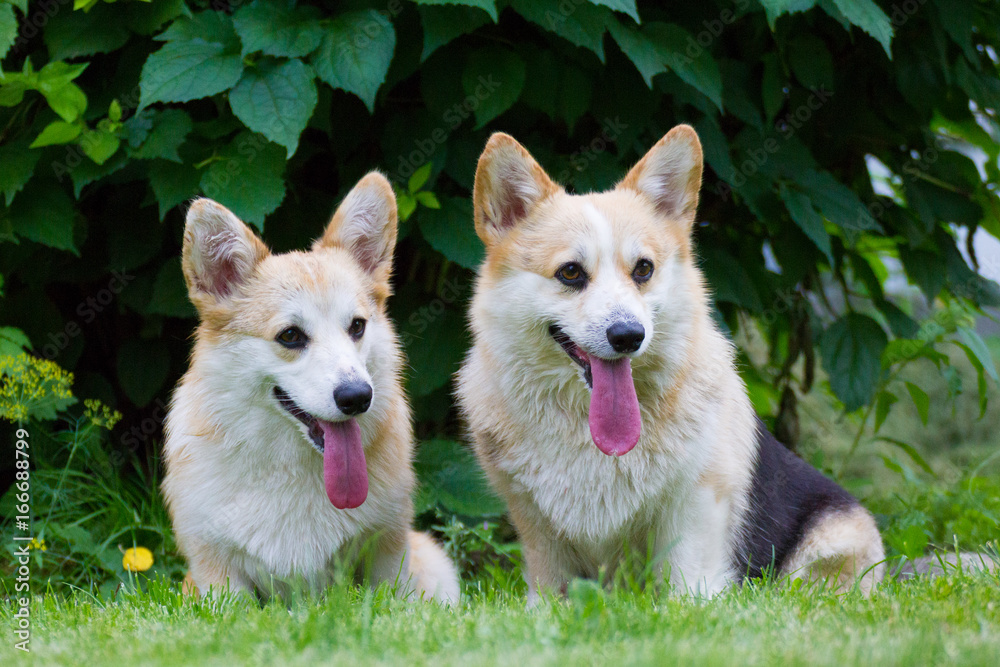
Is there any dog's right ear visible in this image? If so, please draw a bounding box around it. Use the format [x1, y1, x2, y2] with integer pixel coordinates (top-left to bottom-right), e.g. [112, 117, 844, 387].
[473, 133, 560, 247]
[182, 198, 270, 311]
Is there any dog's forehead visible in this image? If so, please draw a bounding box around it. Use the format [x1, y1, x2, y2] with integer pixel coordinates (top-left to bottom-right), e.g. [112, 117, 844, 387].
[526, 191, 668, 257]
[255, 249, 373, 317]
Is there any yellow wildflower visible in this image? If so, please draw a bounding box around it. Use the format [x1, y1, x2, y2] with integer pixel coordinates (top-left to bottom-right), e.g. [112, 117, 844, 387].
[84, 398, 122, 430]
[0, 354, 75, 423]
[28, 537, 47, 551]
[122, 546, 154, 572]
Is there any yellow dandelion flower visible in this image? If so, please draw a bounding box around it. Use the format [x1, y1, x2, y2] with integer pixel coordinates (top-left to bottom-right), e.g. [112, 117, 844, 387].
[122, 546, 154, 572]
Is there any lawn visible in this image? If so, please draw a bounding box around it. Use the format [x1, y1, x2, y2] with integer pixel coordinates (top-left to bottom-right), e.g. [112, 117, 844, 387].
[2, 571, 999, 666]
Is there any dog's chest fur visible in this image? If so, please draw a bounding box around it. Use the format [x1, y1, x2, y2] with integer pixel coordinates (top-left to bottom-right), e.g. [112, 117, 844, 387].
[469, 355, 725, 547]
[165, 385, 403, 585]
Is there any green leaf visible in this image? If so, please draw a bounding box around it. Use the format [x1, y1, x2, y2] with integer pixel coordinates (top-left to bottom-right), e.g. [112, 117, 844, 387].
[788, 33, 835, 89]
[0, 326, 32, 357]
[414, 439, 506, 517]
[117, 339, 171, 407]
[30, 120, 82, 148]
[126, 0, 189, 36]
[148, 160, 201, 221]
[778, 183, 833, 262]
[313, 10, 396, 112]
[587, 0, 639, 23]
[0, 136, 40, 206]
[820, 313, 887, 411]
[139, 18, 244, 109]
[418, 196, 483, 269]
[230, 58, 317, 158]
[904, 381, 930, 425]
[34, 62, 89, 123]
[758, 0, 817, 29]
[233, 0, 325, 58]
[461, 47, 525, 128]
[828, 0, 893, 57]
[199, 134, 287, 230]
[607, 17, 664, 87]
[898, 246, 946, 302]
[415, 191, 440, 209]
[876, 437, 934, 475]
[69, 151, 127, 198]
[957, 326, 999, 384]
[521, 50, 592, 132]
[157, 10, 240, 47]
[9, 180, 78, 254]
[79, 128, 121, 166]
[410, 0, 498, 22]
[43, 4, 130, 61]
[419, 5, 492, 62]
[700, 245, 763, 311]
[873, 390, 897, 433]
[952, 341, 990, 418]
[398, 191, 417, 221]
[402, 306, 468, 396]
[147, 257, 196, 319]
[0, 4, 16, 62]
[130, 109, 193, 163]
[646, 23, 723, 110]
[510, 0, 610, 61]
[408, 163, 433, 193]
[790, 168, 882, 238]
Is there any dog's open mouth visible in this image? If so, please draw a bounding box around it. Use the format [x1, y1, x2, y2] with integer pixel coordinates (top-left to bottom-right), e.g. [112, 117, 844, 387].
[273, 386, 369, 510]
[274, 386, 326, 452]
[549, 324, 593, 387]
[548, 324, 642, 457]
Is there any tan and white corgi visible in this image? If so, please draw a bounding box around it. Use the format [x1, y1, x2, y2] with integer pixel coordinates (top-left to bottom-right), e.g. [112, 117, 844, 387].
[456, 127, 886, 601]
[163, 173, 459, 603]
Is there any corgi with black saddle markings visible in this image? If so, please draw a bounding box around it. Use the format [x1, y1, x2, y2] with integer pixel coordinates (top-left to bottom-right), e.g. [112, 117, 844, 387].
[457, 127, 887, 601]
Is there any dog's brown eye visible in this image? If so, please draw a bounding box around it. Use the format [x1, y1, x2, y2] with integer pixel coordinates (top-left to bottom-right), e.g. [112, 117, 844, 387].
[348, 318, 366, 340]
[276, 326, 307, 349]
[633, 259, 654, 283]
[555, 263, 586, 287]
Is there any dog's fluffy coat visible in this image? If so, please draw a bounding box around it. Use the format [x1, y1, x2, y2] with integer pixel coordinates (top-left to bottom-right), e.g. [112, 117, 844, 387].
[163, 174, 458, 603]
[457, 127, 885, 600]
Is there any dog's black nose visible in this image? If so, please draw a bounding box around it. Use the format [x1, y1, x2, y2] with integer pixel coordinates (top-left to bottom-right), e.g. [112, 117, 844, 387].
[334, 381, 373, 416]
[606, 321, 645, 353]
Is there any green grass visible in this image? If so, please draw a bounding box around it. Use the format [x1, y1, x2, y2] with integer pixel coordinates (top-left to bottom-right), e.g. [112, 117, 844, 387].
[3, 572, 1000, 666]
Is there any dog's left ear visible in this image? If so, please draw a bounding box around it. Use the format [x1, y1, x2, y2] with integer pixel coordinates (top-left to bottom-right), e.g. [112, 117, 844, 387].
[617, 125, 703, 228]
[316, 172, 398, 284]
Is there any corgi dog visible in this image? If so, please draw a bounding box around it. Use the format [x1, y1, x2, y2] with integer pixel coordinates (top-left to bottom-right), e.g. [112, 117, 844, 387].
[163, 173, 459, 603]
[456, 127, 886, 601]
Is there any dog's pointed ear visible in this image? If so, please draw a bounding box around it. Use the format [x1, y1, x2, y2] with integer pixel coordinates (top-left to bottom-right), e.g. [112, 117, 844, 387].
[182, 198, 270, 310]
[617, 125, 703, 228]
[473, 133, 561, 247]
[316, 172, 398, 284]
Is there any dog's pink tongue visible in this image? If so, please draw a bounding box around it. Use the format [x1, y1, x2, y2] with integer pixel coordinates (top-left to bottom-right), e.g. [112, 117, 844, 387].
[587, 355, 641, 456]
[319, 419, 368, 509]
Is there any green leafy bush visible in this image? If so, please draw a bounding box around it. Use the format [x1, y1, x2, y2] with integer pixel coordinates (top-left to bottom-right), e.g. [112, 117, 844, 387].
[1, 0, 999, 540]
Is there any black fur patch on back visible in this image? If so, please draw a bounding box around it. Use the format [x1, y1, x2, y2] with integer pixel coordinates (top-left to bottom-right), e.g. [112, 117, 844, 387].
[734, 419, 857, 581]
